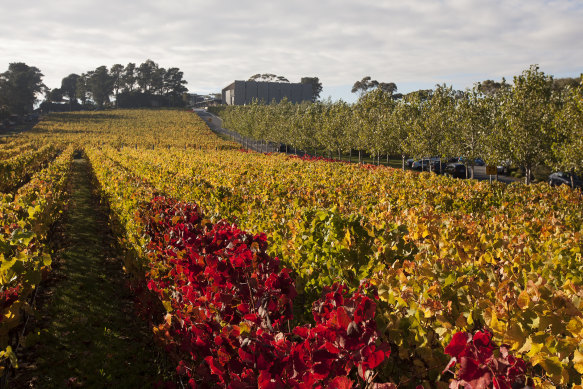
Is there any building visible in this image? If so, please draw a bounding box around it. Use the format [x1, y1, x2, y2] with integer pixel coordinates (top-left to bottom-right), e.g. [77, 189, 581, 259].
[222, 81, 312, 105]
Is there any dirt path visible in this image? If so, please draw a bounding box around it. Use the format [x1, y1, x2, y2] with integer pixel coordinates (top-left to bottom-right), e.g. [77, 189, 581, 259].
[11, 157, 165, 388]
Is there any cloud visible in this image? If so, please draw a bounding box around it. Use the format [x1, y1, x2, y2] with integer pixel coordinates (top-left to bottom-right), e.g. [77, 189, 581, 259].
[1, 0, 581, 102]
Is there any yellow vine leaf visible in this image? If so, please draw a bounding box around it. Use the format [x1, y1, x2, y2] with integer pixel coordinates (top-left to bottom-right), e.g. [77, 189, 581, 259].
[517, 290, 530, 310]
[574, 349, 583, 374]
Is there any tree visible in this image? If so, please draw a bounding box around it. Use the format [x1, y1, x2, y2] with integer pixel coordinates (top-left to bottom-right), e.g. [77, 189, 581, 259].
[318, 100, 350, 159]
[109, 64, 124, 105]
[76, 74, 89, 105]
[39, 87, 64, 113]
[552, 76, 583, 182]
[410, 84, 457, 171]
[343, 106, 363, 162]
[498, 65, 559, 184]
[151, 66, 165, 94]
[455, 87, 491, 178]
[477, 79, 509, 96]
[122, 63, 137, 92]
[270, 98, 295, 148]
[354, 89, 395, 164]
[248, 74, 289, 83]
[104, 61, 189, 108]
[298, 102, 321, 152]
[351, 77, 398, 98]
[0, 62, 45, 115]
[47, 87, 63, 102]
[137, 59, 160, 92]
[252, 101, 271, 147]
[61, 73, 80, 109]
[405, 89, 433, 102]
[163, 67, 188, 105]
[301, 77, 323, 102]
[378, 82, 398, 95]
[552, 77, 580, 93]
[87, 66, 114, 108]
[391, 98, 416, 169]
[284, 101, 318, 154]
[351, 76, 377, 96]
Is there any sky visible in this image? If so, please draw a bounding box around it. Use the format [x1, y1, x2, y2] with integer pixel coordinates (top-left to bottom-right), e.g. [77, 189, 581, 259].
[1, 0, 582, 103]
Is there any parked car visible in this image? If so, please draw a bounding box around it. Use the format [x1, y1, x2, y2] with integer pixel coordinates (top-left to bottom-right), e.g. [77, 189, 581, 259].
[548, 172, 582, 189]
[412, 159, 431, 171]
[430, 160, 443, 174]
[457, 157, 485, 166]
[444, 163, 467, 178]
[406, 158, 415, 168]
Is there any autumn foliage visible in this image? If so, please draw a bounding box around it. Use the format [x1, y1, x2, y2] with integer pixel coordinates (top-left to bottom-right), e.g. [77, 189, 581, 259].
[140, 197, 391, 388]
[443, 330, 530, 389]
[136, 197, 535, 388]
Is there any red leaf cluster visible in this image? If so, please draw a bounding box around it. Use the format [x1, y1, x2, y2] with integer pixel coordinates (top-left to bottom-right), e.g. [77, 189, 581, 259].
[443, 330, 530, 389]
[139, 197, 390, 388]
[0, 285, 21, 322]
[289, 283, 390, 385]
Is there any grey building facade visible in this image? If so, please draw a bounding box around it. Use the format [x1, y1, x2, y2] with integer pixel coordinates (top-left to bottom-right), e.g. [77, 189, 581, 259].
[222, 81, 312, 105]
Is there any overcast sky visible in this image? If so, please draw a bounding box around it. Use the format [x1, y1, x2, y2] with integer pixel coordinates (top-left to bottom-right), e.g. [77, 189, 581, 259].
[1, 0, 582, 102]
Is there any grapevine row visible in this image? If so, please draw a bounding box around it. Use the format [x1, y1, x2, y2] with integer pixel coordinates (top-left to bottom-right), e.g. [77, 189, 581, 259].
[0, 144, 62, 193]
[0, 140, 38, 161]
[0, 145, 74, 373]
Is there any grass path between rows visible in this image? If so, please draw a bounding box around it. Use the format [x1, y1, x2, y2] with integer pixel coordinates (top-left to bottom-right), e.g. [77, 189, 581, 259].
[12, 157, 165, 388]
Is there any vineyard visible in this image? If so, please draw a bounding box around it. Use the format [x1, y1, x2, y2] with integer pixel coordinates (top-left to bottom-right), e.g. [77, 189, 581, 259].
[0, 109, 582, 388]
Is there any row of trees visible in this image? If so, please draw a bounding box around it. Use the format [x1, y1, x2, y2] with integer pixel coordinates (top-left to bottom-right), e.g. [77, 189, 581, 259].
[0, 60, 189, 118]
[213, 66, 583, 183]
[44, 60, 188, 109]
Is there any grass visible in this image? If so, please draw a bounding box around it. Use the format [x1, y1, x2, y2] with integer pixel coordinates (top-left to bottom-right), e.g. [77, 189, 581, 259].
[11, 156, 167, 388]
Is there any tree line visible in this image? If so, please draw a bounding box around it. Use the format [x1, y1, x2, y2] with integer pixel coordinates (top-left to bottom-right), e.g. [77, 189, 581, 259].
[210, 66, 582, 184]
[0, 60, 189, 120]
[45, 59, 188, 110]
